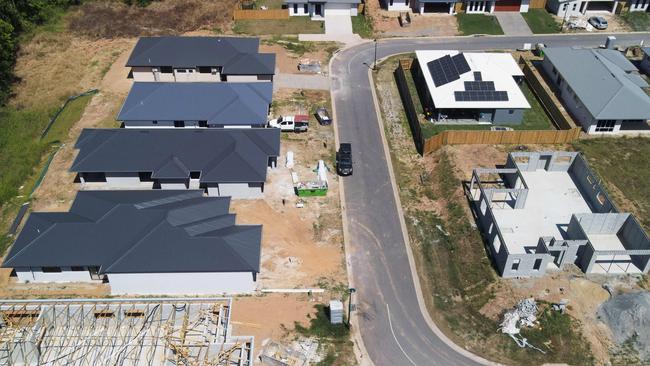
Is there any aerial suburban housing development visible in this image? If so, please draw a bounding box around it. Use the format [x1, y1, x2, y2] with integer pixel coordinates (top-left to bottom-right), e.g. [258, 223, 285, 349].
[3, 2, 650, 365]
[413, 50, 531, 124]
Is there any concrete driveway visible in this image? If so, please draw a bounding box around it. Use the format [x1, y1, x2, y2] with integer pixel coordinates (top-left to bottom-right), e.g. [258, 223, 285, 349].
[274, 73, 330, 91]
[325, 14, 353, 35]
[494, 12, 533, 36]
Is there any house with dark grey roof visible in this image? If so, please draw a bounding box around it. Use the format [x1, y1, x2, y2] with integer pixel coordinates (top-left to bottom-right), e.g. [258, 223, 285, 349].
[541, 48, 650, 134]
[71, 128, 280, 199]
[126, 36, 275, 83]
[118, 82, 272, 128]
[2, 190, 262, 295]
[285, 0, 360, 17]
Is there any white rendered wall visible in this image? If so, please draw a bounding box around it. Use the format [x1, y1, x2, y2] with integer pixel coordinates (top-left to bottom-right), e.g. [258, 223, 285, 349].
[217, 183, 263, 199]
[106, 173, 145, 187]
[226, 75, 262, 82]
[16, 268, 95, 283]
[388, 0, 411, 11]
[107, 272, 256, 295]
[324, 3, 355, 15]
[288, 2, 310, 15]
[160, 182, 188, 190]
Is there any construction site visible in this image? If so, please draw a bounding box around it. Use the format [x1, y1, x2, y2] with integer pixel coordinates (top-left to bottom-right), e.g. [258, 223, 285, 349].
[0, 298, 253, 366]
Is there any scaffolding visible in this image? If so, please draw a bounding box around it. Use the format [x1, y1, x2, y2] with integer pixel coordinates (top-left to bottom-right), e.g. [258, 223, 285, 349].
[0, 298, 253, 366]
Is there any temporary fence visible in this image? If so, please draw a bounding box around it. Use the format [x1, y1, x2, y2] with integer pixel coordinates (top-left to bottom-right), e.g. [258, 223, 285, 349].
[40, 89, 98, 140]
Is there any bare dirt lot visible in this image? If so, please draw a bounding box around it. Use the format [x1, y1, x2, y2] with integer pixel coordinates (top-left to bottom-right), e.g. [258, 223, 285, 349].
[260, 41, 340, 75]
[364, 0, 459, 37]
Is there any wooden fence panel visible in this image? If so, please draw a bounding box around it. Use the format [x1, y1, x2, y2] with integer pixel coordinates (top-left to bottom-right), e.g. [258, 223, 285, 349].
[422, 128, 581, 154]
[529, 0, 547, 8]
[233, 9, 289, 20]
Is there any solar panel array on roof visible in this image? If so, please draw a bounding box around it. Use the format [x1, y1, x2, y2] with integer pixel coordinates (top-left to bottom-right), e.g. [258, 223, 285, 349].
[464, 81, 496, 91]
[428, 53, 472, 87]
[452, 54, 471, 74]
[454, 91, 509, 102]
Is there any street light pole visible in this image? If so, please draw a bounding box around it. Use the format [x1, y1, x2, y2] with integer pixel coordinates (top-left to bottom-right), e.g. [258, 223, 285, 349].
[347, 287, 356, 327]
[373, 39, 378, 71]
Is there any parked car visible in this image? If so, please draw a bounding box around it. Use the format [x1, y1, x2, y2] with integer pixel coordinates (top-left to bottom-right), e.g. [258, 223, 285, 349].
[490, 126, 514, 131]
[336, 143, 353, 176]
[268, 115, 309, 132]
[315, 107, 332, 125]
[588, 16, 608, 30]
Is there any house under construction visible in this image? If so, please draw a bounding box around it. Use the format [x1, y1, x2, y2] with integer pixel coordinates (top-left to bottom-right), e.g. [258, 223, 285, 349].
[0, 298, 253, 366]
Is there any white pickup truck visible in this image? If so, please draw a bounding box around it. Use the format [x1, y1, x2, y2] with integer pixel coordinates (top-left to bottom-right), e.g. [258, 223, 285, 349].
[268, 115, 309, 132]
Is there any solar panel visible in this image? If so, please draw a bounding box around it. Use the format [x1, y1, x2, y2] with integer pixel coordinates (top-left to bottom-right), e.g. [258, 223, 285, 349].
[451, 53, 471, 75]
[454, 91, 509, 102]
[474, 71, 482, 81]
[427, 55, 461, 87]
[464, 81, 496, 91]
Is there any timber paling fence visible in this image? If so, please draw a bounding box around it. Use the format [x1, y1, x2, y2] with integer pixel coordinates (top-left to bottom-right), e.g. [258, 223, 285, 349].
[394, 58, 581, 155]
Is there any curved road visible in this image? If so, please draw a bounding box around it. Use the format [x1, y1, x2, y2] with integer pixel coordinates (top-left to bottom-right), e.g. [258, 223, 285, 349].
[330, 33, 650, 366]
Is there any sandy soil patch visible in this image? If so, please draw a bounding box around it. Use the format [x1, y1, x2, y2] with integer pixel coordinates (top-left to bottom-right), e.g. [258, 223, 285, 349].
[365, 0, 458, 37]
[260, 42, 339, 75]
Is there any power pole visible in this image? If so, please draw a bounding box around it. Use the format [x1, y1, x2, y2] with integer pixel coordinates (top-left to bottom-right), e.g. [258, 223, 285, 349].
[347, 287, 356, 327]
[373, 39, 378, 71]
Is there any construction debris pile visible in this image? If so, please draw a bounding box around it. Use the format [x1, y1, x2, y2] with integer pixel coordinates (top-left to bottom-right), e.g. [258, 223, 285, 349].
[259, 338, 321, 366]
[598, 291, 650, 360]
[0, 299, 253, 366]
[499, 298, 545, 353]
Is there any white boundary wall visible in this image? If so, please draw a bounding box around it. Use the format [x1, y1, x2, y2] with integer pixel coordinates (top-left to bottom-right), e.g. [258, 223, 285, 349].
[108, 272, 256, 295]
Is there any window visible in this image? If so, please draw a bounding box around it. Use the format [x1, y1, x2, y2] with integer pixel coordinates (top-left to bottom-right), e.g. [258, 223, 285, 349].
[198, 120, 208, 127]
[152, 120, 158, 125]
[508, 110, 514, 114]
[595, 119, 615, 132]
[174, 121, 185, 128]
[160, 66, 173, 73]
[71, 266, 85, 272]
[176, 69, 187, 73]
[294, 3, 298, 13]
[562, 3, 567, 10]
[304, 3, 308, 12]
[42, 267, 62, 273]
[94, 311, 115, 319]
[198, 66, 212, 73]
[390, 0, 394, 5]
[124, 310, 145, 318]
[512, 259, 520, 271]
[533, 258, 542, 270]
[572, 3, 577, 10]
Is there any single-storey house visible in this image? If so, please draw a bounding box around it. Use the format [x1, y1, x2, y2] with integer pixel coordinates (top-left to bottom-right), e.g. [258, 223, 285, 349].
[638, 47, 650, 75]
[71, 128, 280, 199]
[628, 0, 650, 11]
[384, 0, 529, 13]
[413, 50, 530, 124]
[541, 47, 650, 134]
[126, 36, 276, 83]
[547, 0, 621, 17]
[118, 82, 273, 128]
[285, 0, 360, 17]
[2, 190, 262, 295]
[470, 151, 650, 278]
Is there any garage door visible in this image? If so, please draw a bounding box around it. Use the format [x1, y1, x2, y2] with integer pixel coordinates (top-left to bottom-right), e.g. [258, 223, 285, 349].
[586, 1, 614, 11]
[324, 3, 352, 15]
[494, 0, 521, 11]
[423, 2, 451, 12]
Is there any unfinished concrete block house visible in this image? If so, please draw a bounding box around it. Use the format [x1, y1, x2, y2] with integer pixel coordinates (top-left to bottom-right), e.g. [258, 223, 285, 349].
[2, 191, 262, 295]
[126, 36, 276, 83]
[71, 128, 280, 199]
[413, 50, 530, 124]
[469, 151, 650, 278]
[118, 82, 272, 128]
[541, 47, 650, 134]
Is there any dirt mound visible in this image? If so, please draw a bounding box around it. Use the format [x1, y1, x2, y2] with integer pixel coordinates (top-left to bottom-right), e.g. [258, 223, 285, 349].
[68, 0, 237, 38]
[598, 291, 650, 360]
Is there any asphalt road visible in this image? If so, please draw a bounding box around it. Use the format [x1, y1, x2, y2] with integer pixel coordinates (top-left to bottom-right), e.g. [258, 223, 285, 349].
[330, 33, 650, 366]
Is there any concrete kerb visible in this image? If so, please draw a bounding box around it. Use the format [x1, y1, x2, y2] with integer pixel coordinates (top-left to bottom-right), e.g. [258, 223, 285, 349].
[328, 41, 374, 366]
[365, 54, 502, 366]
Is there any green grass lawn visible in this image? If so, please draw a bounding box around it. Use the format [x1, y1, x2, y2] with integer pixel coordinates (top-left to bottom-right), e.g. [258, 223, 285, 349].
[621, 11, 650, 31]
[456, 13, 504, 35]
[351, 15, 374, 38]
[522, 9, 561, 34]
[572, 137, 650, 231]
[233, 17, 324, 35]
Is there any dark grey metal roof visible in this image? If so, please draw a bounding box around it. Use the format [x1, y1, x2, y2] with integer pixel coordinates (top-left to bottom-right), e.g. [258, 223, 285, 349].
[126, 36, 275, 75]
[117, 82, 272, 126]
[544, 48, 650, 120]
[70, 128, 280, 183]
[2, 190, 262, 274]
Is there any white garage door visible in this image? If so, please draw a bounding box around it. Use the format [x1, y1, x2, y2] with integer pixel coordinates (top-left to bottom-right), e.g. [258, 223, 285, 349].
[324, 3, 352, 15]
